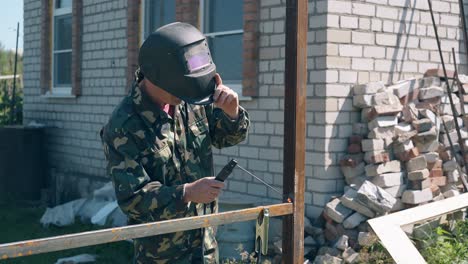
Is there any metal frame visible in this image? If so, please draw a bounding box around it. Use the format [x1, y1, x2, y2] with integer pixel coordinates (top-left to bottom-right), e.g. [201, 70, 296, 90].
[0, 0, 308, 262]
[368, 193, 468, 264]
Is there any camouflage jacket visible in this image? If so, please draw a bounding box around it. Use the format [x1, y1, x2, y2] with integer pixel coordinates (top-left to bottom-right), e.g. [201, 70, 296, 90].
[100, 83, 249, 263]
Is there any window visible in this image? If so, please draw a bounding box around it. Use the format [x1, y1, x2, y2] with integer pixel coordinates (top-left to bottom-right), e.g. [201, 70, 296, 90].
[52, 0, 72, 95]
[143, 0, 176, 39]
[201, 0, 244, 91]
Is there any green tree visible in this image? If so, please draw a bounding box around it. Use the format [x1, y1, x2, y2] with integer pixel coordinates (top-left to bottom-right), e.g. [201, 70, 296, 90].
[0, 41, 23, 125]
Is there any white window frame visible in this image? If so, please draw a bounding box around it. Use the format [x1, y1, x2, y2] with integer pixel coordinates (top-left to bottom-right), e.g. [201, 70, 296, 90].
[200, 0, 250, 100]
[50, 0, 72, 96]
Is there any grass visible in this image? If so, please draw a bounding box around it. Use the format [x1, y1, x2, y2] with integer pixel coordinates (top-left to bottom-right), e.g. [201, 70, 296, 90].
[417, 219, 468, 264]
[0, 202, 133, 264]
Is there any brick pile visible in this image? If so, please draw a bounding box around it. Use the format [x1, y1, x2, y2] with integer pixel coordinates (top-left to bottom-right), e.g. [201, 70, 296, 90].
[312, 69, 467, 263]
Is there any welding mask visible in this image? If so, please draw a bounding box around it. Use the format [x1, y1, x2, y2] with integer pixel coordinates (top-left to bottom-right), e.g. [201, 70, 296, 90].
[138, 22, 217, 105]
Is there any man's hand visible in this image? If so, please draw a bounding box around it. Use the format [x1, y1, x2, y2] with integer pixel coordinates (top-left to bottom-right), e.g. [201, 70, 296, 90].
[213, 74, 239, 120]
[183, 177, 225, 204]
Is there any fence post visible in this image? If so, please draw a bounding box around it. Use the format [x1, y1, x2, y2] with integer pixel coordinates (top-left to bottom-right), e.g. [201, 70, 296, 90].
[282, 0, 308, 263]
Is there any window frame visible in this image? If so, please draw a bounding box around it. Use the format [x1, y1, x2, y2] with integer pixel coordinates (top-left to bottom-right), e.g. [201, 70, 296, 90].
[50, 0, 73, 96]
[199, 0, 246, 97]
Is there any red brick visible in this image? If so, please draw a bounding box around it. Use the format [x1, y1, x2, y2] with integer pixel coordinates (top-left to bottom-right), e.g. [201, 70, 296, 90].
[431, 176, 447, 186]
[429, 168, 443, 178]
[366, 152, 390, 164]
[349, 135, 363, 144]
[428, 159, 443, 170]
[395, 147, 419, 162]
[424, 68, 454, 79]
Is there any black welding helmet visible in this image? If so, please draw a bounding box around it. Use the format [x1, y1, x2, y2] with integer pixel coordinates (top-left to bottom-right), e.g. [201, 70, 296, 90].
[138, 22, 216, 105]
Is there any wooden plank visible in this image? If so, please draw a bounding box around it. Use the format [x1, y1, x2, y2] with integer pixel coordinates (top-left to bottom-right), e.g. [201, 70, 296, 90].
[0, 203, 293, 260]
[283, 0, 308, 263]
[368, 193, 468, 263]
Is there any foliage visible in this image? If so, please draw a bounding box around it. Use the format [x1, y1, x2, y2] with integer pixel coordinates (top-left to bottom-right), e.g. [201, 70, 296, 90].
[358, 242, 395, 264]
[418, 220, 468, 264]
[0, 41, 23, 126]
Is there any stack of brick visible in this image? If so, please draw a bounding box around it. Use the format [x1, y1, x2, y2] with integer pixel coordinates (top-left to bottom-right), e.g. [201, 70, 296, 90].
[315, 69, 467, 260]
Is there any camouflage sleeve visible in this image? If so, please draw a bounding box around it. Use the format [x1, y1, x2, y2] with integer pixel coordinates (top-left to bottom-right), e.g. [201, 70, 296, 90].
[206, 105, 250, 149]
[101, 128, 187, 220]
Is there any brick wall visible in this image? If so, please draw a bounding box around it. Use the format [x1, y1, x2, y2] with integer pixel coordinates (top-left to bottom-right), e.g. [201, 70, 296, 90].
[24, 0, 128, 202]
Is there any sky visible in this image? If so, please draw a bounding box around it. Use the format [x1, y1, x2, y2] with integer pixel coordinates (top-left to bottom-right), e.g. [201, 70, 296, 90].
[0, 0, 24, 52]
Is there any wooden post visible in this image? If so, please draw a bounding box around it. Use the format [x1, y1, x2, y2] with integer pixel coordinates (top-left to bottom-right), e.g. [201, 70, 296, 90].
[282, 0, 308, 263]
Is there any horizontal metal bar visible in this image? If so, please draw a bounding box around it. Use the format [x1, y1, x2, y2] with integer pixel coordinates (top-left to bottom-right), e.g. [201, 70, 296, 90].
[0, 203, 293, 260]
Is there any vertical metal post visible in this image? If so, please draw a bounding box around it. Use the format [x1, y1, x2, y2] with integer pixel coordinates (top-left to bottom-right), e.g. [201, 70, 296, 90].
[283, 0, 308, 263]
[10, 22, 19, 124]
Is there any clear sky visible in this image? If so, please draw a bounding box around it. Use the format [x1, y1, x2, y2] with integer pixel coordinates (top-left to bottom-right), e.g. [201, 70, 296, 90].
[0, 0, 24, 52]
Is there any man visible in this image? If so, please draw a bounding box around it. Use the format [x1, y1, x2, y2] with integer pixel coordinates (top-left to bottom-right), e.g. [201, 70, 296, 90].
[100, 22, 249, 263]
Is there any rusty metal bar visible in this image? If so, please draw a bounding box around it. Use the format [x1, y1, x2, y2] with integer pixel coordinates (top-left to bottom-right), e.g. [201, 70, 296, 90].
[283, 0, 308, 263]
[0, 203, 293, 260]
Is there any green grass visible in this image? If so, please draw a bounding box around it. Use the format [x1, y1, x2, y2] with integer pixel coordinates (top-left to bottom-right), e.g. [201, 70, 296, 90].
[0, 202, 133, 264]
[418, 220, 468, 264]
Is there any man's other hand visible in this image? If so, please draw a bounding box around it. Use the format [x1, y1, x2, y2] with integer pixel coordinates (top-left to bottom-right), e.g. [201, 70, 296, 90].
[213, 74, 239, 120]
[183, 177, 225, 204]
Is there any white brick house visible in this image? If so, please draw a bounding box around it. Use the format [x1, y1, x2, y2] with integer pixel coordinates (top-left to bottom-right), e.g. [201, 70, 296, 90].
[23, 0, 467, 219]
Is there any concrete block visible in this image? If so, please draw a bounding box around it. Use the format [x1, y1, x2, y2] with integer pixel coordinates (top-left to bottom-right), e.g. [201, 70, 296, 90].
[356, 181, 397, 214]
[313, 254, 344, 264]
[343, 213, 367, 230]
[361, 139, 385, 152]
[325, 198, 354, 223]
[371, 172, 405, 188]
[367, 104, 403, 120]
[340, 188, 376, 218]
[353, 81, 385, 95]
[368, 116, 398, 130]
[408, 169, 430, 181]
[334, 235, 349, 250]
[390, 79, 416, 98]
[423, 152, 439, 164]
[383, 185, 407, 198]
[365, 160, 402, 177]
[368, 127, 395, 139]
[419, 86, 444, 100]
[412, 118, 433, 132]
[443, 160, 457, 172]
[402, 189, 433, 204]
[422, 76, 441, 88]
[373, 91, 400, 105]
[395, 122, 412, 135]
[406, 156, 427, 172]
[353, 94, 373, 108]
